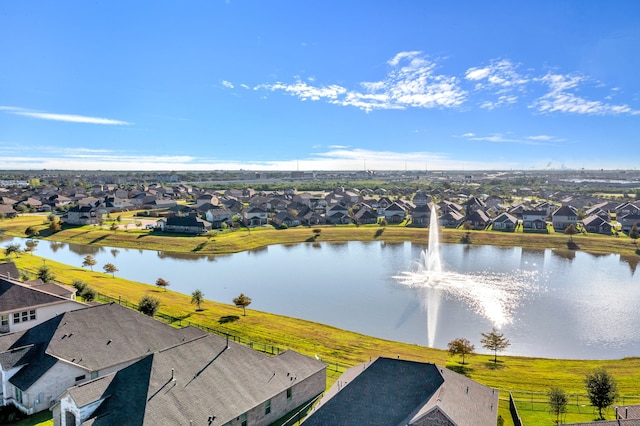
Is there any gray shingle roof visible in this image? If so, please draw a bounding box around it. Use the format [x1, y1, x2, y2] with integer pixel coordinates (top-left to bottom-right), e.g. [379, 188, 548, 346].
[0, 276, 69, 313]
[72, 334, 325, 425]
[304, 357, 498, 426]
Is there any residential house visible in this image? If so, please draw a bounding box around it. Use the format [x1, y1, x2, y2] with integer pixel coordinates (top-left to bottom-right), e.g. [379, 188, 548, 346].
[195, 193, 219, 208]
[410, 204, 432, 227]
[64, 204, 101, 226]
[463, 196, 485, 213]
[353, 207, 378, 225]
[615, 202, 640, 218]
[412, 191, 431, 208]
[466, 209, 491, 230]
[243, 207, 268, 227]
[158, 214, 211, 234]
[271, 211, 300, 228]
[552, 205, 578, 231]
[0, 275, 86, 335]
[0, 303, 207, 415]
[581, 215, 613, 235]
[619, 214, 640, 234]
[0, 204, 17, 218]
[521, 210, 548, 231]
[439, 210, 465, 229]
[383, 202, 407, 224]
[52, 333, 326, 426]
[304, 357, 498, 426]
[492, 212, 518, 231]
[203, 205, 234, 229]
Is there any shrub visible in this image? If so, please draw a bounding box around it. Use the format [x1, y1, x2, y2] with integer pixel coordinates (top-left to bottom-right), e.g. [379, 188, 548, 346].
[138, 295, 160, 316]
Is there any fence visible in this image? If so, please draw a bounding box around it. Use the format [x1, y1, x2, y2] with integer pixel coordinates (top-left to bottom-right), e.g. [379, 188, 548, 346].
[93, 291, 353, 373]
[509, 392, 523, 426]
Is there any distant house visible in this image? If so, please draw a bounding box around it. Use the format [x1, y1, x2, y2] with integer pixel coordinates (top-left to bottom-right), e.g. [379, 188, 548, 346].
[203, 205, 234, 228]
[492, 212, 518, 231]
[304, 357, 498, 426]
[271, 211, 300, 228]
[466, 209, 491, 230]
[64, 204, 101, 225]
[522, 210, 547, 230]
[411, 204, 432, 227]
[159, 214, 211, 234]
[353, 208, 378, 225]
[552, 205, 578, 231]
[620, 214, 640, 234]
[383, 202, 407, 224]
[243, 206, 268, 227]
[0, 204, 18, 218]
[412, 191, 431, 208]
[439, 210, 465, 229]
[581, 215, 613, 235]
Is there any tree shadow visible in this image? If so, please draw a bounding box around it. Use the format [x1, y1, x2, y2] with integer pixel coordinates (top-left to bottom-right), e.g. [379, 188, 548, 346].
[218, 315, 240, 324]
[446, 364, 474, 377]
[567, 241, 580, 250]
[484, 360, 506, 370]
[192, 242, 207, 252]
[374, 228, 385, 238]
[89, 235, 109, 244]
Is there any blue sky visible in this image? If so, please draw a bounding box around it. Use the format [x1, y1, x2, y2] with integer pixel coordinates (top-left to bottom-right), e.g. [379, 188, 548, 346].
[1, 1, 639, 171]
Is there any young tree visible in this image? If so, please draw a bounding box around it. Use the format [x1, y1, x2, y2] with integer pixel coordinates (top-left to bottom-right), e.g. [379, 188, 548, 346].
[82, 255, 97, 271]
[4, 243, 21, 257]
[25, 226, 39, 238]
[547, 387, 568, 425]
[480, 327, 510, 364]
[447, 337, 475, 364]
[565, 224, 577, 242]
[191, 289, 204, 311]
[585, 368, 618, 420]
[156, 277, 170, 292]
[103, 263, 118, 277]
[138, 295, 160, 317]
[80, 286, 97, 302]
[233, 293, 252, 316]
[37, 265, 55, 282]
[49, 220, 62, 233]
[630, 223, 639, 247]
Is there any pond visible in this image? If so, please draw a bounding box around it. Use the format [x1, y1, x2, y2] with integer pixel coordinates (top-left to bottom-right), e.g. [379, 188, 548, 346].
[2, 235, 639, 360]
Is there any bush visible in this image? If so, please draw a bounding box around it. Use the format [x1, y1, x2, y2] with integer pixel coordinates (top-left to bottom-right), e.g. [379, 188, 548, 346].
[138, 295, 160, 316]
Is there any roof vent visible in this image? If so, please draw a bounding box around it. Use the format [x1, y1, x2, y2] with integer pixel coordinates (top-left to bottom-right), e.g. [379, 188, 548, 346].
[107, 339, 112, 345]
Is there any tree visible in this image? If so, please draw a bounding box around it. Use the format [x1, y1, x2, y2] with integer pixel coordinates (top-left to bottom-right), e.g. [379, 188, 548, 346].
[156, 277, 170, 292]
[37, 265, 55, 282]
[49, 220, 62, 233]
[25, 226, 39, 238]
[4, 243, 21, 257]
[80, 286, 96, 302]
[110, 222, 119, 232]
[630, 223, 639, 247]
[103, 263, 118, 277]
[138, 294, 160, 317]
[585, 368, 618, 420]
[547, 387, 568, 425]
[480, 327, 510, 364]
[191, 289, 204, 311]
[447, 337, 475, 364]
[82, 255, 97, 271]
[565, 224, 577, 242]
[233, 293, 252, 316]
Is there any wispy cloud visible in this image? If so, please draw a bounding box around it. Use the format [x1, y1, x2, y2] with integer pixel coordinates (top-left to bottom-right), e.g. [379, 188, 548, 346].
[460, 132, 560, 146]
[255, 52, 467, 112]
[532, 73, 640, 115]
[465, 59, 529, 109]
[1, 106, 132, 125]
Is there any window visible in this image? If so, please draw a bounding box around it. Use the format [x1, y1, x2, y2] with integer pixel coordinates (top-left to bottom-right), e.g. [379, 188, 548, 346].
[286, 388, 292, 400]
[12, 310, 36, 324]
[265, 399, 271, 415]
[1, 315, 8, 326]
[75, 375, 86, 382]
[15, 387, 23, 404]
[240, 413, 247, 426]
[91, 371, 99, 379]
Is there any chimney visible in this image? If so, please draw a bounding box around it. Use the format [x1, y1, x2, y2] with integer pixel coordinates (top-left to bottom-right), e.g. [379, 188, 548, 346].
[171, 368, 175, 381]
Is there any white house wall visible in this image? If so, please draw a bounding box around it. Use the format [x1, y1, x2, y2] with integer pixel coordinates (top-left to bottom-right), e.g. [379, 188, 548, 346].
[7, 301, 85, 334]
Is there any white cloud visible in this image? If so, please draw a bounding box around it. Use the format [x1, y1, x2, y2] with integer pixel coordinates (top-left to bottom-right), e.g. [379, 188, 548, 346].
[461, 132, 553, 146]
[465, 59, 529, 109]
[533, 73, 640, 115]
[255, 51, 466, 112]
[1, 106, 131, 125]
[221, 80, 234, 89]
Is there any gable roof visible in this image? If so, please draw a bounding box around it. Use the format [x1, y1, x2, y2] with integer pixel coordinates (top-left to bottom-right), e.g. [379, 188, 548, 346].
[68, 334, 325, 425]
[0, 303, 207, 390]
[0, 261, 20, 280]
[0, 276, 78, 314]
[304, 357, 497, 426]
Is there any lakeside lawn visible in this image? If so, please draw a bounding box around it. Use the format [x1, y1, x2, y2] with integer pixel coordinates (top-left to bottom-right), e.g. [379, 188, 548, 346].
[2, 215, 640, 424]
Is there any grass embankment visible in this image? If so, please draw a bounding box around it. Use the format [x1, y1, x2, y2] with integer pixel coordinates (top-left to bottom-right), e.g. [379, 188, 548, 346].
[2, 216, 640, 424]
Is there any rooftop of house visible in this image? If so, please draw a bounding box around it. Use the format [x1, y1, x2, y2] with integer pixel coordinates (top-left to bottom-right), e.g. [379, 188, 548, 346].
[66, 333, 326, 425]
[0, 276, 78, 313]
[304, 357, 498, 426]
